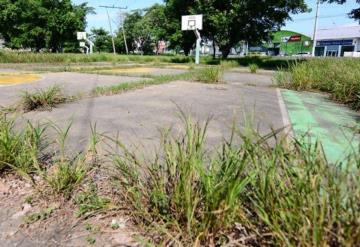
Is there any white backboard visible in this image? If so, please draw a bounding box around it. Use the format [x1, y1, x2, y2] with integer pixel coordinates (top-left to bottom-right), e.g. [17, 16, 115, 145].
[182, 15, 203, 31]
[77, 32, 87, 40]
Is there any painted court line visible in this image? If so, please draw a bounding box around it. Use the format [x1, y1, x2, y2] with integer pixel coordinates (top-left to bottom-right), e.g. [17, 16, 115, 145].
[276, 88, 294, 138]
[281, 90, 359, 164]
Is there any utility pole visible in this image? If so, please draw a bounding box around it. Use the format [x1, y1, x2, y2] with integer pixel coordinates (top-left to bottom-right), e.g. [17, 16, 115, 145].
[100, 5, 127, 55]
[118, 11, 129, 54]
[312, 0, 320, 57]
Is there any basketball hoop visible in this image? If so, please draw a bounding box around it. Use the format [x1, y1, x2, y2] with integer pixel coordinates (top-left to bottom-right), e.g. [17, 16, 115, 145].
[181, 15, 203, 65]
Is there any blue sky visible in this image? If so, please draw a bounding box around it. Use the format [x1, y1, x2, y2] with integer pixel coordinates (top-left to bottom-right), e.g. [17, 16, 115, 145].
[73, 0, 359, 37]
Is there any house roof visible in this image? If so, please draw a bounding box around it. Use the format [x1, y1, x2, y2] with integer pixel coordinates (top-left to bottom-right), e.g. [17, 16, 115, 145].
[316, 25, 360, 40]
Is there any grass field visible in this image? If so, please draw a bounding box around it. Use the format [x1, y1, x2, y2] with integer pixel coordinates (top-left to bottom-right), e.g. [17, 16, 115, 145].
[0, 51, 299, 70]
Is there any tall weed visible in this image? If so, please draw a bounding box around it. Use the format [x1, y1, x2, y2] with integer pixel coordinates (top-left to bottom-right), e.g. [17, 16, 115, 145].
[110, 117, 360, 246]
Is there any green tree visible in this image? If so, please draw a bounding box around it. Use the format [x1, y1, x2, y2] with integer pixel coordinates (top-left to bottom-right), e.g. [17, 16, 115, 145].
[164, 0, 308, 58]
[90, 28, 112, 53]
[118, 11, 143, 54]
[163, 0, 197, 56]
[0, 0, 93, 52]
[143, 4, 167, 54]
[199, 0, 308, 58]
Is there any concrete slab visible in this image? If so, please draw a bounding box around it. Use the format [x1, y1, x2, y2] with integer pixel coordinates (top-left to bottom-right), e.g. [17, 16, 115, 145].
[224, 72, 274, 87]
[22, 77, 284, 154]
[0, 72, 145, 107]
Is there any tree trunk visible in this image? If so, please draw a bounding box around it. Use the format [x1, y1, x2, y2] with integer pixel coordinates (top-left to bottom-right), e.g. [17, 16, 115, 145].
[184, 47, 191, 56]
[221, 47, 231, 59]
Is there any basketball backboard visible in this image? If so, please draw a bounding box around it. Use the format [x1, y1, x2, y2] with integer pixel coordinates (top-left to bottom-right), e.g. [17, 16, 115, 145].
[77, 32, 87, 40]
[181, 15, 203, 31]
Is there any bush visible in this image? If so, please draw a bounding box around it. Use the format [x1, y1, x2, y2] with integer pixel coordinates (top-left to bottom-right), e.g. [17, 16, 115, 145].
[21, 85, 67, 112]
[193, 66, 224, 83]
[276, 58, 360, 110]
[110, 117, 360, 246]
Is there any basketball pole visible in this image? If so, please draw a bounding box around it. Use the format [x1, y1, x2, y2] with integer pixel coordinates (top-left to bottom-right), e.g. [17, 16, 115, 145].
[194, 29, 201, 65]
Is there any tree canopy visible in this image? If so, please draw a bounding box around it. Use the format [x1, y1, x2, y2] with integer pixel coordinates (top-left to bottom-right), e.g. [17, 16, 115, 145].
[90, 28, 112, 53]
[164, 0, 308, 58]
[0, 0, 93, 52]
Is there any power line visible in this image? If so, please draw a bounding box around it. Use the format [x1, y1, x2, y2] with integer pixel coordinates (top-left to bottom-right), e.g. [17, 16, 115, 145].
[99, 5, 128, 54]
[292, 13, 349, 22]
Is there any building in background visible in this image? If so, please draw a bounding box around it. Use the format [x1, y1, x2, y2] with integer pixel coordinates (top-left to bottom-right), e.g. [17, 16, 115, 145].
[266, 30, 312, 56]
[314, 25, 360, 57]
[247, 30, 312, 56]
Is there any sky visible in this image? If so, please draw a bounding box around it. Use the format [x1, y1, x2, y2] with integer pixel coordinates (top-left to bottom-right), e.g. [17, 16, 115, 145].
[73, 0, 359, 37]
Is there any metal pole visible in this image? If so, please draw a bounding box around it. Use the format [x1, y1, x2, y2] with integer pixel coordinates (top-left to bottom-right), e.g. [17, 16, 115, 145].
[194, 29, 201, 65]
[312, 0, 320, 57]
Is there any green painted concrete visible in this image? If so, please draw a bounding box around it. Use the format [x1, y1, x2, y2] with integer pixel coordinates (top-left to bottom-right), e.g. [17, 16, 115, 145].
[282, 90, 359, 163]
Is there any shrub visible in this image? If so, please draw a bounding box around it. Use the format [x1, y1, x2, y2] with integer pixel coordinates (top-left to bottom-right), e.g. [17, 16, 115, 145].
[249, 63, 259, 73]
[193, 66, 224, 83]
[21, 85, 67, 112]
[276, 58, 360, 110]
[110, 117, 360, 246]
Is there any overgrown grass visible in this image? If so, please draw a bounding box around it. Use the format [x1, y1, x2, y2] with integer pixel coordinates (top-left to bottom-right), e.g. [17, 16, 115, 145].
[40, 123, 96, 199]
[192, 66, 224, 83]
[92, 72, 194, 96]
[21, 85, 68, 112]
[0, 51, 199, 64]
[0, 116, 45, 180]
[276, 58, 360, 110]
[110, 116, 360, 246]
[0, 51, 298, 71]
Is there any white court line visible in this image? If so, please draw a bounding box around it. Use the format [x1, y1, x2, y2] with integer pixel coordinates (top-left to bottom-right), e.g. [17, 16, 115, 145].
[276, 88, 294, 138]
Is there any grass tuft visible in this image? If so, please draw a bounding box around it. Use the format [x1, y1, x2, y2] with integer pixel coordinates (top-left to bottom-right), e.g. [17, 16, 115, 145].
[21, 85, 67, 112]
[249, 63, 259, 73]
[0, 116, 45, 180]
[193, 66, 224, 83]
